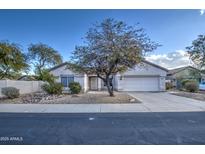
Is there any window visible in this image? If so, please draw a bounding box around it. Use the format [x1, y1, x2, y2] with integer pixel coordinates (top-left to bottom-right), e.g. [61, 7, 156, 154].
[61, 75, 74, 87]
[61, 77, 68, 87]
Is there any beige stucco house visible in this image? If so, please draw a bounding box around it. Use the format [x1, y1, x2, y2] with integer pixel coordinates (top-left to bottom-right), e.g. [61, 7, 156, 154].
[49, 60, 168, 92]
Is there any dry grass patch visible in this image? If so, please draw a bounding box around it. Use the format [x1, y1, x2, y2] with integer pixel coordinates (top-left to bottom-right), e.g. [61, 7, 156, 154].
[43, 92, 141, 104]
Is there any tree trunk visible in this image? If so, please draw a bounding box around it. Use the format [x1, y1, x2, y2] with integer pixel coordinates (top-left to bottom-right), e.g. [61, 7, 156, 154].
[105, 77, 114, 97]
[97, 74, 114, 96]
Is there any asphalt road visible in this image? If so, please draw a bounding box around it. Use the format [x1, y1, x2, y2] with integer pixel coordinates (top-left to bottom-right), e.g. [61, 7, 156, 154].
[0, 112, 205, 145]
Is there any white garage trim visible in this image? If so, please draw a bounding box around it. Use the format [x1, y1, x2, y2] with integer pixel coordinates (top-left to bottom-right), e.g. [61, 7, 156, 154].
[123, 75, 160, 77]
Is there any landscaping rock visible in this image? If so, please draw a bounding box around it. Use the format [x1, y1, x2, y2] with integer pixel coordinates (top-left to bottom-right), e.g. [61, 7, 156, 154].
[129, 98, 136, 102]
[0, 91, 141, 104]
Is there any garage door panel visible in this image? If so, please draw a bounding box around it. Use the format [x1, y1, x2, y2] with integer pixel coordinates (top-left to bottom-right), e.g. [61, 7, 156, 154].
[122, 77, 159, 91]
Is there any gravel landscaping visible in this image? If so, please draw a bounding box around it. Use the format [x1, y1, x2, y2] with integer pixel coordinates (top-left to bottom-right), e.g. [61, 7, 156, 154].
[0, 91, 140, 104]
[169, 90, 205, 101]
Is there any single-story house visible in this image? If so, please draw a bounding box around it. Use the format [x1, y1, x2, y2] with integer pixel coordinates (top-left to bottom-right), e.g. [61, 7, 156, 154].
[166, 66, 205, 88]
[49, 60, 168, 92]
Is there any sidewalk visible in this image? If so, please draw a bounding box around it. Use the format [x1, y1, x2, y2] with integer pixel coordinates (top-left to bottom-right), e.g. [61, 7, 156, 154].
[0, 103, 150, 113]
[0, 102, 205, 113]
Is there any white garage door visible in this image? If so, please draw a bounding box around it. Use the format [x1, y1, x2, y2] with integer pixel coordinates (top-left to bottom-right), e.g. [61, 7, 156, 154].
[122, 76, 159, 91]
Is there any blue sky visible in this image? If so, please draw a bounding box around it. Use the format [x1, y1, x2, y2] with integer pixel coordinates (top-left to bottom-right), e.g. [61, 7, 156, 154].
[0, 9, 205, 68]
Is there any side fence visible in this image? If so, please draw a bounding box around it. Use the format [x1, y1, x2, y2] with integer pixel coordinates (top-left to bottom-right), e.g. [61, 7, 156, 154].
[0, 80, 44, 97]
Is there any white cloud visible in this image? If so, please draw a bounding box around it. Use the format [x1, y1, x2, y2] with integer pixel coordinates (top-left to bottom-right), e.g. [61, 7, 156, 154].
[145, 50, 193, 69]
[200, 9, 205, 15]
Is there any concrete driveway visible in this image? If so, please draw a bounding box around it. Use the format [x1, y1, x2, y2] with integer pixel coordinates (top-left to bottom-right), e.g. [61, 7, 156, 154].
[128, 92, 205, 112]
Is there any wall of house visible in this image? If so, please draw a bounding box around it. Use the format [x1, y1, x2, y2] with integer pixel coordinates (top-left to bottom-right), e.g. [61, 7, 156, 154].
[118, 62, 167, 76]
[50, 65, 76, 82]
[49, 65, 87, 92]
[84, 74, 89, 92]
[0, 80, 44, 97]
[74, 75, 88, 92]
[113, 75, 119, 90]
[159, 76, 166, 91]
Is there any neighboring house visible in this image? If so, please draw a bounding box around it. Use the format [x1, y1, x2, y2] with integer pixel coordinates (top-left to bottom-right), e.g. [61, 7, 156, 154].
[167, 66, 205, 88]
[49, 60, 168, 92]
[17, 75, 38, 81]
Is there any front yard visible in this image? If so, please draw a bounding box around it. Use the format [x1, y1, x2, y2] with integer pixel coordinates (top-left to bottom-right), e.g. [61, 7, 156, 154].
[169, 90, 205, 101]
[0, 91, 140, 104]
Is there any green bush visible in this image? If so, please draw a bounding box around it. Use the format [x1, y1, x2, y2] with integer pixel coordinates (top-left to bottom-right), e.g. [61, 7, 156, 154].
[166, 82, 173, 90]
[181, 79, 197, 87]
[41, 82, 63, 95]
[69, 82, 81, 94]
[180, 79, 190, 87]
[37, 69, 56, 83]
[184, 81, 199, 92]
[1, 87, 20, 98]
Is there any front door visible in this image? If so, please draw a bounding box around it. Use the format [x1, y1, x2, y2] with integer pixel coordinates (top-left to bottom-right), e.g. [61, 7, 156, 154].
[90, 77, 98, 90]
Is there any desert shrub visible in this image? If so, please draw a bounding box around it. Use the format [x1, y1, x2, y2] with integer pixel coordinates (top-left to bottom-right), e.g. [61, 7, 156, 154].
[184, 81, 199, 92]
[166, 82, 173, 90]
[41, 82, 63, 94]
[1, 87, 20, 98]
[180, 79, 196, 87]
[69, 82, 81, 94]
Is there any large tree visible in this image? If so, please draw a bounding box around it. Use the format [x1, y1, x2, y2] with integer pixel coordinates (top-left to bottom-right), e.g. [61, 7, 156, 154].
[69, 18, 160, 96]
[28, 43, 63, 79]
[0, 41, 28, 79]
[186, 35, 205, 70]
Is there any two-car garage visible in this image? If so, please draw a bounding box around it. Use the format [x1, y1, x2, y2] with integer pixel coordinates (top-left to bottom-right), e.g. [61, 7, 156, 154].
[115, 60, 167, 92]
[121, 76, 160, 91]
